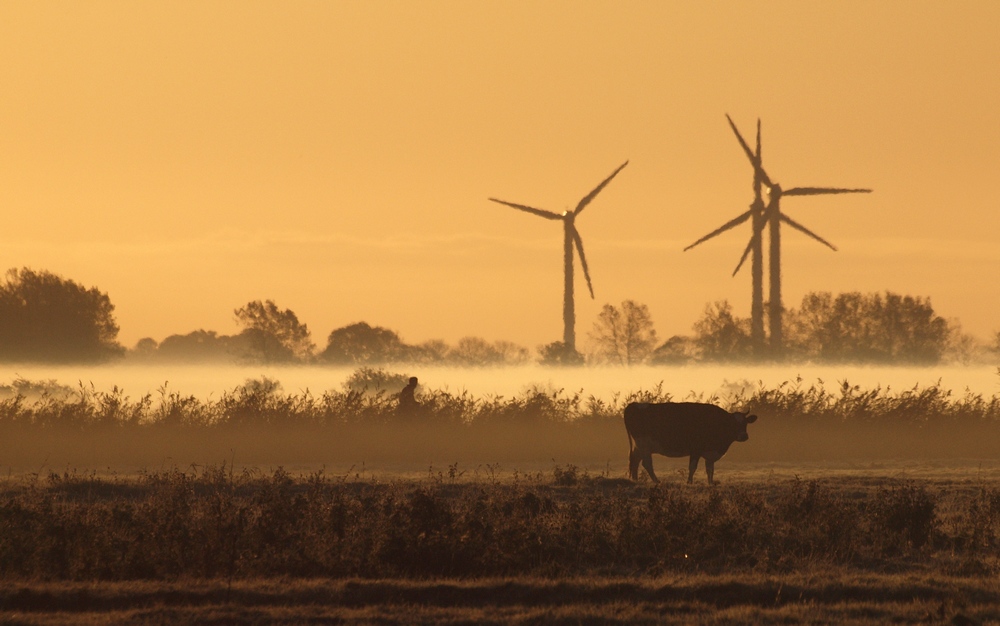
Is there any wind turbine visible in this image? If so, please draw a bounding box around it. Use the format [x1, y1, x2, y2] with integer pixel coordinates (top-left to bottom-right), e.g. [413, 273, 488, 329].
[684, 115, 768, 357]
[489, 161, 628, 354]
[686, 115, 871, 359]
[755, 179, 871, 357]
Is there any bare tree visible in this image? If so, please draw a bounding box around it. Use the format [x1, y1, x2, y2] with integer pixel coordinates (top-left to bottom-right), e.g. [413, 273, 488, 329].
[448, 337, 529, 366]
[589, 300, 658, 366]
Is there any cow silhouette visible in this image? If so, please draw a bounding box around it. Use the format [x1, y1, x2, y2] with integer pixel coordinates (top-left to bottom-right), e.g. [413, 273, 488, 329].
[625, 402, 757, 484]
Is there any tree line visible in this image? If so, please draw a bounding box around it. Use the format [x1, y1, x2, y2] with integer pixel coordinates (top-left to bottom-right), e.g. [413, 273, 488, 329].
[0, 267, 996, 366]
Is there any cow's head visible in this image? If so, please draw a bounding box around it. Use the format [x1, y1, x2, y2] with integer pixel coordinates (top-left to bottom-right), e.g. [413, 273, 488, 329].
[732, 412, 758, 442]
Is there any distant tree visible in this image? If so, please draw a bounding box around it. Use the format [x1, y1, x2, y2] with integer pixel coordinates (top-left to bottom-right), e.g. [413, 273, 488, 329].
[0, 376, 74, 401]
[134, 337, 158, 352]
[410, 339, 450, 364]
[589, 300, 658, 366]
[649, 335, 697, 365]
[448, 337, 528, 366]
[341, 367, 412, 395]
[320, 322, 408, 364]
[692, 301, 752, 362]
[130, 337, 159, 360]
[492, 340, 531, 365]
[234, 300, 314, 363]
[155, 330, 242, 362]
[785, 291, 950, 364]
[942, 319, 982, 365]
[537, 341, 585, 366]
[0, 267, 124, 363]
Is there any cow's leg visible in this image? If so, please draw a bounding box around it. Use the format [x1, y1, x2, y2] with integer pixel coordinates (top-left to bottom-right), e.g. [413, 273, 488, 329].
[641, 454, 659, 483]
[628, 447, 640, 480]
[687, 455, 699, 484]
[703, 451, 723, 485]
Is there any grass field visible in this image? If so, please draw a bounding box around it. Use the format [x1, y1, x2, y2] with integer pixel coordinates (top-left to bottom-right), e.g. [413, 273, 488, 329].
[4, 571, 999, 624]
[3, 464, 1000, 624]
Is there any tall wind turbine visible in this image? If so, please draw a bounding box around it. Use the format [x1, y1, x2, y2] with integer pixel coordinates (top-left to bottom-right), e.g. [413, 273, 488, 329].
[686, 115, 871, 359]
[489, 161, 628, 354]
[756, 180, 871, 357]
[684, 115, 768, 357]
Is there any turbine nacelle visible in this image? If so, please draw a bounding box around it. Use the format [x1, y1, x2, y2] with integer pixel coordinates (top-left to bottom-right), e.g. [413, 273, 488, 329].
[765, 182, 783, 201]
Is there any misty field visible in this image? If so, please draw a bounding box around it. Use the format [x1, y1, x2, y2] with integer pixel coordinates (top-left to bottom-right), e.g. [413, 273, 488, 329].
[3, 367, 1000, 624]
[8, 362, 1000, 404]
[2, 364, 999, 471]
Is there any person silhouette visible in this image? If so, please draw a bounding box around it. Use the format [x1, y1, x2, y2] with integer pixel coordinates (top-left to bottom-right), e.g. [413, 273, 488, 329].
[397, 376, 420, 415]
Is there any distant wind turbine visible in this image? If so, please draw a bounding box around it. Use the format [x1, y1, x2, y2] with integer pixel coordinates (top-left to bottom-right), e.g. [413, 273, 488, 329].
[489, 161, 629, 354]
[685, 115, 768, 356]
[753, 177, 871, 357]
[686, 115, 871, 358]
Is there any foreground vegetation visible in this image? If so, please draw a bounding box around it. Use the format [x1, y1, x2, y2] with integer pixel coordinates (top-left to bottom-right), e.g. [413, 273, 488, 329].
[3, 570, 999, 624]
[0, 570, 1000, 625]
[7, 467, 1000, 580]
[3, 468, 1000, 624]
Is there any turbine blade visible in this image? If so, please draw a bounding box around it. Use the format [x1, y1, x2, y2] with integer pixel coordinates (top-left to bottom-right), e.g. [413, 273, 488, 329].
[572, 228, 595, 298]
[755, 118, 761, 162]
[726, 114, 773, 188]
[782, 187, 872, 196]
[732, 235, 754, 277]
[683, 209, 752, 251]
[488, 198, 563, 220]
[574, 160, 629, 215]
[726, 114, 757, 166]
[780, 214, 838, 251]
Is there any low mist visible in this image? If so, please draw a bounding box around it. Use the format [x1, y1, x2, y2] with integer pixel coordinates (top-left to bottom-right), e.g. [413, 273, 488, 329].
[5, 363, 999, 403]
[1, 364, 998, 474]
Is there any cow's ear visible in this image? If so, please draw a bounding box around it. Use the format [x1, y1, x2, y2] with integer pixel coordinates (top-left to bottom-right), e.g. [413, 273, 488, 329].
[745, 413, 758, 424]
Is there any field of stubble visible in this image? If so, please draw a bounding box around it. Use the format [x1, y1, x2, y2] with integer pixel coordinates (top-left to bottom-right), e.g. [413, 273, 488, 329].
[3, 463, 1000, 625]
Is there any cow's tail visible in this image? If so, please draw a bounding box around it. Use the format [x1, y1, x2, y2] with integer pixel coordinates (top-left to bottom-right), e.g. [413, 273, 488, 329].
[624, 403, 638, 480]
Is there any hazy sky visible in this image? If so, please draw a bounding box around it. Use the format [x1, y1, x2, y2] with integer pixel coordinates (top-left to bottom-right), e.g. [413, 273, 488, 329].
[2, 1, 998, 350]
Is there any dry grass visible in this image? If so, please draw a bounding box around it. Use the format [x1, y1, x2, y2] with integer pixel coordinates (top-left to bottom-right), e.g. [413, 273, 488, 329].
[3, 467, 1000, 579]
[3, 469, 1000, 624]
[2, 568, 999, 624]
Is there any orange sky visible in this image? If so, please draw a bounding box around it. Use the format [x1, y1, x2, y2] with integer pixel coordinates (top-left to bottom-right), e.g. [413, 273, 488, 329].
[1, 1, 998, 350]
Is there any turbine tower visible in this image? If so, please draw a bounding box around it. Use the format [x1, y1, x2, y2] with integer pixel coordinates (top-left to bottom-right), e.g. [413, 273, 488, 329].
[489, 161, 628, 354]
[685, 115, 768, 357]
